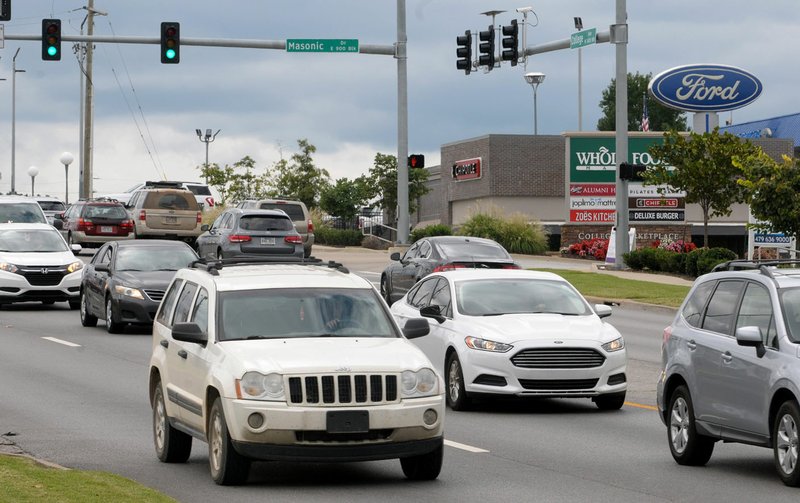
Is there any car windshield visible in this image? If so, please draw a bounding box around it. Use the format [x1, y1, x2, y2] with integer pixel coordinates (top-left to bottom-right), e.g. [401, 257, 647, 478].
[84, 205, 128, 219]
[186, 185, 212, 196]
[0, 229, 68, 253]
[258, 203, 304, 221]
[0, 203, 47, 224]
[115, 246, 198, 271]
[455, 278, 592, 316]
[218, 288, 397, 341]
[779, 287, 800, 342]
[437, 241, 510, 260]
[238, 215, 293, 232]
[38, 201, 66, 212]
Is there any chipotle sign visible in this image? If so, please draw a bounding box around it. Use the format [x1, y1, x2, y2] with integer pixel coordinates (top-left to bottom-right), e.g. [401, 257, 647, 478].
[452, 157, 482, 181]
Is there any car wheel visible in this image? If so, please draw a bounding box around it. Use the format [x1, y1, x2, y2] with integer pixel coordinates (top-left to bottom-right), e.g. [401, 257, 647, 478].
[217, 249, 224, 260]
[68, 299, 80, 310]
[208, 397, 250, 485]
[105, 297, 124, 334]
[774, 400, 800, 486]
[446, 352, 471, 411]
[304, 246, 312, 259]
[80, 292, 98, 327]
[594, 391, 626, 410]
[667, 385, 714, 466]
[152, 381, 192, 463]
[380, 276, 393, 306]
[400, 443, 443, 480]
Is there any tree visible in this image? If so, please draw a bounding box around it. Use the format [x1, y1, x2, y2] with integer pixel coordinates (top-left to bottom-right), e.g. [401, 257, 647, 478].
[597, 72, 688, 132]
[645, 129, 763, 247]
[266, 139, 330, 208]
[198, 155, 268, 205]
[318, 176, 373, 221]
[367, 153, 429, 226]
[735, 152, 800, 243]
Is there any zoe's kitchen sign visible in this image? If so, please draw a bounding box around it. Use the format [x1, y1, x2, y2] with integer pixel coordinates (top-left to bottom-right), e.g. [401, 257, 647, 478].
[452, 157, 481, 181]
[649, 64, 762, 112]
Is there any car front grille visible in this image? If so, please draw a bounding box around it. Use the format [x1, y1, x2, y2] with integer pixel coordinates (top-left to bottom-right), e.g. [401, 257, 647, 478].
[287, 374, 399, 406]
[18, 266, 68, 286]
[510, 348, 606, 369]
[144, 289, 165, 302]
[518, 378, 599, 390]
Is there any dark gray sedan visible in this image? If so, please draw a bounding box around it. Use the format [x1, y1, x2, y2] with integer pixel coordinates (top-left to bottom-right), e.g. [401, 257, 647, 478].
[195, 208, 303, 260]
[380, 236, 518, 305]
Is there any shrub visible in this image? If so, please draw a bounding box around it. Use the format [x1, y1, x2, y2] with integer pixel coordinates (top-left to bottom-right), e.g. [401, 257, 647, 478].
[695, 247, 738, 276]
[458, 212, 548, 255]
[458, 213, 504, 242]
[410, 224, 452, 243]
[313, 227, 364, 247]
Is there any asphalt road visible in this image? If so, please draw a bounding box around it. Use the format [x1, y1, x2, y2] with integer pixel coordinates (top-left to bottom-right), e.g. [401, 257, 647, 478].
[1, 247, 797, 502]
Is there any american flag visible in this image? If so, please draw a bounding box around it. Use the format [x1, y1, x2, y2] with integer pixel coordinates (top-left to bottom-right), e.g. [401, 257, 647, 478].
[641, 93, 650, 132]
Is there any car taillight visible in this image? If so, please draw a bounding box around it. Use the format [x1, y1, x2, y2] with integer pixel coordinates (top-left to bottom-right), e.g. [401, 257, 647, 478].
[307, 219, 314, 233]
[196, 212, 202, 224]
[662, 326, 672, 345]
[138, 210, 146, 221]
[502, 264, 522, 269]
[120, 220, 134, 231]
[229, 235, 251, 243]
[205, 196, 215, 208]
[285, 235, 303, 244]
[433, 263, 467, 272]
[77, 218, 94, 232]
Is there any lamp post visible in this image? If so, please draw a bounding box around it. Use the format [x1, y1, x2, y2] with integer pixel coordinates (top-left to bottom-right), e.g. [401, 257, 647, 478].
[27, 166, 39, 196]
[574, 16, 583, 131]
[196, 129, 221, 183]
[60, 152, 74, 204]
[11, 48, 26, 194]
[524, 72, 546, 135]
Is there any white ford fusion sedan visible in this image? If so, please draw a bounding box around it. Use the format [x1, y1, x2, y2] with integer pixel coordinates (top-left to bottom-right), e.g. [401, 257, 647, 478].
[391, 269, 627, 410]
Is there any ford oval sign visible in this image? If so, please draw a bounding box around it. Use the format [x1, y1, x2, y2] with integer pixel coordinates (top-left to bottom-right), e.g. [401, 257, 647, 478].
[648, 64, 762, 112]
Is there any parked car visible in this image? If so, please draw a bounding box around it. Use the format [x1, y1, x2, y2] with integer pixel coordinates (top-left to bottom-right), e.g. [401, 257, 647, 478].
[0, 195, 49, 224]
[391, 269, 627, 410]
[0, 223, 83, 308]
[236, 198, 314, 257]
[196, 208, 303, 260]
[657, 258, 800, 486]
[100, 181, 215, 210]
[35, 196, 67, 225]
[124, 188, 202, 242]
[148, 258, 443, 485]
[381, 236, 519, 306]
[80, 240, 198, 333]
[54, 198, 134, 249]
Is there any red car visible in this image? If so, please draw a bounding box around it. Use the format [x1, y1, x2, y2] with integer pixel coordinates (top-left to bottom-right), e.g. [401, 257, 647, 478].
[54, 199, 134, 249]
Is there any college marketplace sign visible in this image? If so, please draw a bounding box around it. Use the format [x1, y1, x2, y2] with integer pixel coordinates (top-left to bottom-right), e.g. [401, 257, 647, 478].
[567, 136, 684, 224]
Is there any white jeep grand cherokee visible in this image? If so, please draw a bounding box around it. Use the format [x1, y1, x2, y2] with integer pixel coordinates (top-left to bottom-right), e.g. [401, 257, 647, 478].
[148, 258, 444, 485]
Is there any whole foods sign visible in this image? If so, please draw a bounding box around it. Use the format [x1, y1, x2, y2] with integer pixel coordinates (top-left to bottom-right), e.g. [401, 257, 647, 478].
[649, 64, 762, 112]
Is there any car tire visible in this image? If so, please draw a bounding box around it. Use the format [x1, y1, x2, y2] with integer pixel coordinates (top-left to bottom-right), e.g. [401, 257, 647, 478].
[773, 400, 800, 486]
[152, 382, 192, 463]
[304, 247, 312, 259]
[217, 249, 224, 260]
[594, 391, 626, 410]
[105, 297, 124, 334]
[400, 443, 443, 481]
[667, 385, 715, 466]
[446, 352, 471, 411]
[80, 293, 98, 327]
[68, 299, 80, 310]
[208, 397, 250, 485]
[380, 276, 393, 306]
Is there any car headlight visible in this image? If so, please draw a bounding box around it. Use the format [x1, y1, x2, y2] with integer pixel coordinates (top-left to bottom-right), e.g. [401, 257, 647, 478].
[602, 337, 625, 352]
[114, 285, 144, 300]
[465, 336, 513, 353]
[0, 262, 18, 273]
[236, 372, 285, 401]
[401, 368, 439, 398]
[67, 261, 83, 273]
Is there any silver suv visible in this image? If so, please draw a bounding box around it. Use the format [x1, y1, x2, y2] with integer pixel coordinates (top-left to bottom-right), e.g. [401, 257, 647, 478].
[236, 198, 314, 257]
[657, 259, 800, 486]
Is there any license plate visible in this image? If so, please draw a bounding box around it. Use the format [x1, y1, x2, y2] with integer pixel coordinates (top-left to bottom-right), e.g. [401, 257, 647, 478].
[100, 226, 113, 233]
[260, 237, 275, 245]
[326, 411, 369, 433]
[165, 216, 177, 224]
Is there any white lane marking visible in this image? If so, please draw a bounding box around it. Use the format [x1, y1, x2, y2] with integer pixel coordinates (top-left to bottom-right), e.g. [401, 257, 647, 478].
[445, 439, 489, 453]
[42, 337, 81, 348]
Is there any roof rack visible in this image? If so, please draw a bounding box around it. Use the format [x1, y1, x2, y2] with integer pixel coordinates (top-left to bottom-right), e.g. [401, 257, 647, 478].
[712, 258, 800, 279]
[189, 256, 349, 276]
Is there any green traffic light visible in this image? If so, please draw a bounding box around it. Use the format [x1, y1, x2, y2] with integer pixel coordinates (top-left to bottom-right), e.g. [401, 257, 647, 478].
[165, 49, 176, 60]
[47, 46, 58, 57]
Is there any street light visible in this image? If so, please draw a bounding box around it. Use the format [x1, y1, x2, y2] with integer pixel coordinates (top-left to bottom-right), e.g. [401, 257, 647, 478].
[27, 166, 39, 196]
[524, 72, 546, 135]
[574, 17, 584, 131]
[60, 152, 74, 204]
[196, 128, 221, 183]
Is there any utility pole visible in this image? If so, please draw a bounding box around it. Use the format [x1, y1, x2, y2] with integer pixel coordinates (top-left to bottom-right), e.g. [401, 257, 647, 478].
[81, 0, 107, 200]
[11, 48, 25, 195]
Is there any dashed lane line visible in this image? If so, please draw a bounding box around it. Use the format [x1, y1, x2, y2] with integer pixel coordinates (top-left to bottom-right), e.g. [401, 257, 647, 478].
[445, 439, 489, 453]
[42, 337, 81, 348]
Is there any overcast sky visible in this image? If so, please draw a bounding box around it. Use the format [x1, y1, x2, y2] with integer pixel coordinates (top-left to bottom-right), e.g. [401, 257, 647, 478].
[0, 1, 797, 200]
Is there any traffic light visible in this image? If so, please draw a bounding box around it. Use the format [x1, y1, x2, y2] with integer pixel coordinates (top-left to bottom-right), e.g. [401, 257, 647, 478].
[41, 19, 61, 61]
[501, 19, 519, 66]
[478, 25, 495, 69]
[619, 163, 647, 181]
[160, 22, 180, 64]
[408, 154, 425, 169]
[0, 0, 11, 22]
[456, 30, 472, 75]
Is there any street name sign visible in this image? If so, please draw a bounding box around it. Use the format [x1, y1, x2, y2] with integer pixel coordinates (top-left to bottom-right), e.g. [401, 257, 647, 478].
[286, 39, 359, 53]
[570, 28, 596, 49]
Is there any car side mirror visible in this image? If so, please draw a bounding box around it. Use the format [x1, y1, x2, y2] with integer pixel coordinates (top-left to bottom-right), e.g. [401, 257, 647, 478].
[390, 252, 401, 261]
[94, 262, 109, 272]
[735, 326, 766, 357]
[402, 317, 430, 339]
[71, 244, 82, 254]
[594, 304, 613, 319]
[201, 224, 209, 232]
[172, 322, 208, 346]
[54, 213, 64, 220]
[53, 219, 63, 230]
[419, 305, 446, 324]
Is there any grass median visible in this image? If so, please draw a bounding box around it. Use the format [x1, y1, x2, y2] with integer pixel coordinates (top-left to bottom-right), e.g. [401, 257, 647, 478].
[535, 269, 690, 308]
[0, 454, 175, 503]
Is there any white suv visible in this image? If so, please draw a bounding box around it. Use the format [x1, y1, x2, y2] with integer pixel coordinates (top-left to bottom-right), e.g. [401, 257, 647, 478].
[148, 258, 444, 485]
